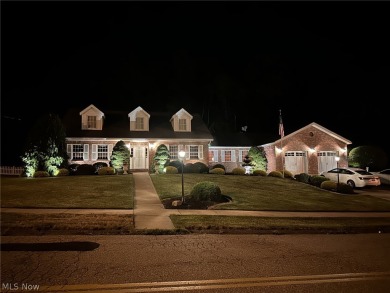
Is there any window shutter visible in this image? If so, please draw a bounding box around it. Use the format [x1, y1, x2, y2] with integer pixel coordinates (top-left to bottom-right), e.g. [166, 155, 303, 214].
[108, 144, 113, 159]
[231, 150, 236, 162]
[83, 144, 89, 161]
[221, 150, 225, 162]
[198, 145, 203, 159]
[92, 144, 97, 160]
[67, 144, 72, 160]
[185, 145, 190, 159]
[214, 150, 219, 162]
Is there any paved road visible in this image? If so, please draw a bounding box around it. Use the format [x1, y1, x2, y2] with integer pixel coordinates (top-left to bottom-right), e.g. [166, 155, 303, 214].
[1, 234, 390, 292]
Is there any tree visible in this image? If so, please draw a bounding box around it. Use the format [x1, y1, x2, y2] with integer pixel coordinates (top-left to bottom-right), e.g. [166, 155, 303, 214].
[348, 145, 388, 171]
[248, 146, 268, 171]
[110, 140, 130, 172]
[21, 113, 68, 177]
[153, 144, 171, 173]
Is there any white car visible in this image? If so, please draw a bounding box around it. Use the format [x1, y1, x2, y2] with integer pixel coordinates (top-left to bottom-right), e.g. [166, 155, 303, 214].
[321, 167, 381, 188]
[371, 169, 390, 185]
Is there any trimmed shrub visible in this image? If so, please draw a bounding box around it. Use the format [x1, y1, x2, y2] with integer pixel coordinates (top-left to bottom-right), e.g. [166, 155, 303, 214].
[252, 169, 267, 176]
[209, 168, 225, 175]
[165, 166, 178, 174]
[295, 173, 311, 184]
[168, 160, 183, 172]
[68, 164, 80, 175]
[310, 175, 330, 187]
[267, 171, 283, 178]
[184, 163, 197, 173]
[189, 181, 222, 202]
[93, 162, 108, 174]
[98, 167, 116, 175]
[232, 167, 246, 175]
[74, 164, 95, 175]
[33, 171, 50, 178]
[56, 168, 69, 176]
[281, 170, 294, 179]
[210, 164, 226, 171]
[193, 161, 209, 173]
[320, 181, 354, 194]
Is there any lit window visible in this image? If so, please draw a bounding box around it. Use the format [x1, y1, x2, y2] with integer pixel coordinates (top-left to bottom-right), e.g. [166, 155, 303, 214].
[73, 145, 84, 160]
[189, 146, 198, 159]
[87, 116, 97, 128]
[97, 145, 108, 160]
[136, 117, 144, 130]
[240, 150, 248, 162]
[224, 151, 232, 162]
[179, 119, 186, 131]
[169, 145, 178, 159]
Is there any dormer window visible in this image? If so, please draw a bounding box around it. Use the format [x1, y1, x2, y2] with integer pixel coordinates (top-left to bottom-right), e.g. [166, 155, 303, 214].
[170, 108, 193, 132]
[136, 117, 144, 130]
[179, 119, 187, 131]
[87, 116, 97, 129]
[128, 106, 150, 131]
[80, 104, 104, 130]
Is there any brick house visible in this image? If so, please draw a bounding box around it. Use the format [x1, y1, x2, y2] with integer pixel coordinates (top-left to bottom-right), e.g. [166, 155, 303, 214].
[64, 104, 351, 175]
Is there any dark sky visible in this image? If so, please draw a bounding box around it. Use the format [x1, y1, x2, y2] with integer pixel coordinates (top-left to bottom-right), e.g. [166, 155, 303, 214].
[1, 1, 390, 165]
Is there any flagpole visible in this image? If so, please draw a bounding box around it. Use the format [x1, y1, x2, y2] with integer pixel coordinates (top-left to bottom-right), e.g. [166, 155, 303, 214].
[279, 109, 284, 177]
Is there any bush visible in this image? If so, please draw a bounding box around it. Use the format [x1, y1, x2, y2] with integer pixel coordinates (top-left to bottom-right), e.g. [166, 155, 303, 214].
[232, 167, 246, 175]
[165, 166, 178, 174]
[74, 164, 96, 175]
[189, 181, 222, 202]
[281, 170, 294, 179]
[209, 168, 225, 175]
[184, 163, 197, 173]
[310, 175, 330, 187]
[68, 164, 80, 175]
[33, 171, 50, 178]
[56, 168, 69, 176]
[295, 173, 311, 184]
[267, 171, 283, 178]
[98, 167, 116, 175]
[193, 161, 209, 173]
[210, 164, 226, 171]
[252, 169, 267, 176]
[320, 181, 354, 194]
[93, 162, 108, 174]
[168, 160, 183, 172]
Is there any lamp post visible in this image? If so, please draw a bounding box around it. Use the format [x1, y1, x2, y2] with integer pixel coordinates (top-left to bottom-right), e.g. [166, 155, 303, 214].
[335, 156, 340, 190]
[179, 150, 186, 203]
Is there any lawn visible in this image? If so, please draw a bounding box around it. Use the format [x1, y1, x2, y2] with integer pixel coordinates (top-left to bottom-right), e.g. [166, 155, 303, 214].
[2, 173, 390, 235]
[0, 175, 134, 209]
[150, 174, 390, 212]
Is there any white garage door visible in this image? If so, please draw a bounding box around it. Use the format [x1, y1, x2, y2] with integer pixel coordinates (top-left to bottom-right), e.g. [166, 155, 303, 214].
[318, 151, 337, 174]
[284, 151, 308, 175]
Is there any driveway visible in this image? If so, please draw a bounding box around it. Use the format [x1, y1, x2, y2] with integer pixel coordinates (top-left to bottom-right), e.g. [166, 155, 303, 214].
[355, 185, 390, 201]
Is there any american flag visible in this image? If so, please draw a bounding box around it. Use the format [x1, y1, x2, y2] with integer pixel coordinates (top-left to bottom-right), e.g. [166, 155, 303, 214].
[279, 110, 284, 138]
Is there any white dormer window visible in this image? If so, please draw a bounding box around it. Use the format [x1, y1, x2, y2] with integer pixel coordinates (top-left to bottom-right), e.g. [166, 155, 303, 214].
[128, 106, 150, 131]
[170, 108, 193, 132]
[87, 116, 97, 129]
[179, 119, 186, 131]
[80, 104, 104, 130]
[136, 117, 144, 130]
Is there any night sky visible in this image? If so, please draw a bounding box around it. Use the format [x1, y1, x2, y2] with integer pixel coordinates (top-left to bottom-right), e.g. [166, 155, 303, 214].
[1, 1, 390, 166]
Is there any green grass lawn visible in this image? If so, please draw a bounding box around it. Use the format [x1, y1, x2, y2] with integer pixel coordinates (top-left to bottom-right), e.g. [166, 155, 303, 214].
[150, 174, 390, 211]
[1, 175, 134, 209]
[2, 173, 390, 235]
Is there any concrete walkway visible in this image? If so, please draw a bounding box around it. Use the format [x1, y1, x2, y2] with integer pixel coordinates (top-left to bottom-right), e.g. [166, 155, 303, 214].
[2, 172, 390, 231]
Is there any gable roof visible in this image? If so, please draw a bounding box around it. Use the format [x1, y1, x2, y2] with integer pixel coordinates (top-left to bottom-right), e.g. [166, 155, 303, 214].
[128, 106, 150, 120]
[273, 122, 352, 145]
[63, 108, 213, 140]
[79, 104, 104, 117]
[170, 108, 193, 121]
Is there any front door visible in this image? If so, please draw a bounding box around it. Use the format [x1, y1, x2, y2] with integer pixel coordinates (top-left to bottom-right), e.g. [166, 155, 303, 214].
[132, 146, 147, 170]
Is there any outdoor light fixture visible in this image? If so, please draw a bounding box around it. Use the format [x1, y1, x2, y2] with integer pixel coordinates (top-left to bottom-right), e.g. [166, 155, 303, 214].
[335, 156, 340, 189]
[179, 150, 186, 203]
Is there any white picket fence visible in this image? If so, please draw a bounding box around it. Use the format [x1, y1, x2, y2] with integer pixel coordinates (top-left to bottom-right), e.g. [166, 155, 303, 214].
[0, 166, 24, 176]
